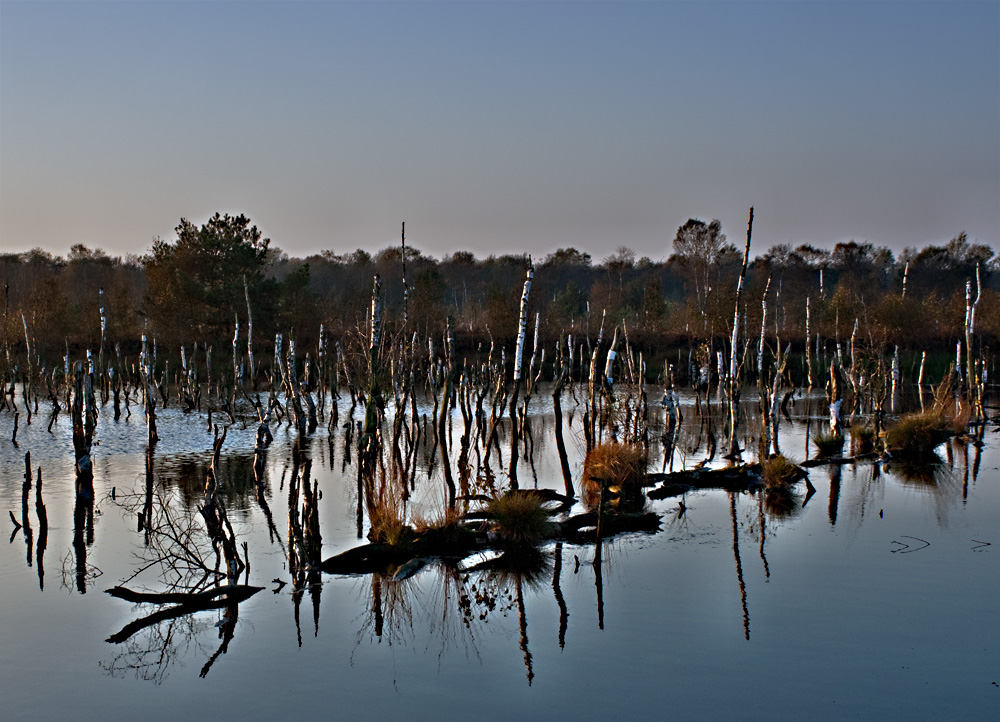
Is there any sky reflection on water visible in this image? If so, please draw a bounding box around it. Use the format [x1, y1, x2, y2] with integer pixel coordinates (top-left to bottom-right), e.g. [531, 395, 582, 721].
[0, 391, 996, 721]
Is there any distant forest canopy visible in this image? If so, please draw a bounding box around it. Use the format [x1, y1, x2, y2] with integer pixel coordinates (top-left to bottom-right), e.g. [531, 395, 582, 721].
[1, 213, 997, 369]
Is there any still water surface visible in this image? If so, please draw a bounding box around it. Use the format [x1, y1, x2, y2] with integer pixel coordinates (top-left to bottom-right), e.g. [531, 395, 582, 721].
[1, 391, 996, 721]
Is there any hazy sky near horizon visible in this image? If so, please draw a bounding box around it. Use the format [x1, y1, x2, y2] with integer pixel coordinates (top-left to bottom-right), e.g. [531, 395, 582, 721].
[1, 0, 997, 263]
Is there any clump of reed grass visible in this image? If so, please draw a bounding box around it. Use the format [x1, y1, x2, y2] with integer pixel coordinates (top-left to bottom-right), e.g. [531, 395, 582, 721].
[884, 412, 952, 458]
[413, 505, 463, 534]
[369, 508, 410, 546]
[761, 454, 805, 489]
[413, 506, 472, 547]
[812, 430, 844, 457]
[365, 470, 411, 546]
[760, 454, 806, 518]
[487, 491, 555, 549]
[850, 424, 876, 455]
[945, 403, 972, 436]
[582, 441, 648, 507]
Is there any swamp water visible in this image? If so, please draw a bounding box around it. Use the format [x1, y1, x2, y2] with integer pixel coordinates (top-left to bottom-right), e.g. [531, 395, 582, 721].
[0, 389, 997, 721]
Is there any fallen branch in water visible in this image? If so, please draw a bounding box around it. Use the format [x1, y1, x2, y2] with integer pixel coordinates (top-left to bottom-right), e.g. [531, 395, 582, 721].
[104, 584, 263, 645]
[106, 583, 262, 606]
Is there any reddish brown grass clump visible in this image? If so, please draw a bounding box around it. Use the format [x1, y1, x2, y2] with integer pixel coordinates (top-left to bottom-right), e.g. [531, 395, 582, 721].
[582, 441, 648, 508]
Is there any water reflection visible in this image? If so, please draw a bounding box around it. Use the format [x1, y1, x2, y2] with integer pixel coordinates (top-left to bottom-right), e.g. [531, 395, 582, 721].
[102, 612, 214, 683]
[346, 548, 559, 685]
[761, 483, 803, 519]
[828, 463, 842, 526]
[35, 465, 48, 590]
[552, 542, 569, 648]
[104, 435, 264, 694]
[287, 443, 322, 645]
[102, 585, 255, 682]
[888, 453, 945, 487]
[729, 492, 750, 640]
[72, 477, 96, 593]
[1, 384, 995, 702]
[156, 453, 259, 515]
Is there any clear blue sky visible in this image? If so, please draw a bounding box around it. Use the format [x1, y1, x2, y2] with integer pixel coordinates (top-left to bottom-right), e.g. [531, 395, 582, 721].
[1, 0, 997, 262]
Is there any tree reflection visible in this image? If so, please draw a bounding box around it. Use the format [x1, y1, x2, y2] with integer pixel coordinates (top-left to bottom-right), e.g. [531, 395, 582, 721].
[445, 550, 550, 685]
[69, 481, 97, 593]
[11, 453, 49, 590]
[552, 542, 568, 648]
[347, 548, 557, 685]
[101, 613, 213, 684]
[102, 436, 261, 679]
[729, 492, 750, 641]
[35, 466, 48, 590]
[284, 441, 323, 644]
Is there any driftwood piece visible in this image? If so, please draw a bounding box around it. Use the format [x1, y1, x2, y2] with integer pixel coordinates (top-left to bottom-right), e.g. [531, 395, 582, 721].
[106, 584, 262, 606]
[104, 585, 263, 645]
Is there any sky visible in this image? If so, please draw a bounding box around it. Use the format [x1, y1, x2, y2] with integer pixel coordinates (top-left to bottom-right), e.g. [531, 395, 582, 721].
[1, 0, 997, 263]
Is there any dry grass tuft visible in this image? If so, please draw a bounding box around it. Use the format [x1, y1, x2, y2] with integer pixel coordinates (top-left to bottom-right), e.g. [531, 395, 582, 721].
[365, 469, 410, 546]
[582, 442, 648, 507]
[885, 412, 952, 458]
[761, 454, 805, 489]
[486, 492, 555, 549]
[850, 424, 876, 455]
[413, 505, 464, 535]
[412, 505, 471, 547]
[812, 430, 845, 457]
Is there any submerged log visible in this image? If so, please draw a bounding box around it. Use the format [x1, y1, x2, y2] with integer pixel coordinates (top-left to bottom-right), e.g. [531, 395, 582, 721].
[321, 506, 661, 576]
[647, 464, 765, 498]
[800, 452, 882, 468]
[646, 458, 819, 499]
[555, 510, 661, 544]
[321, 528, 487, 575]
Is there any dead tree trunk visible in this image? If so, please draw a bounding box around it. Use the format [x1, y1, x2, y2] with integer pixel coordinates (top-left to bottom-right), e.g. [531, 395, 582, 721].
[507, 260, 534, 487]
[727, 207, 753, 459]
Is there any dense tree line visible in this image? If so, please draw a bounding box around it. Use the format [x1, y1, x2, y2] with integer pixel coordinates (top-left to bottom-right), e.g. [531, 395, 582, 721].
[1, 213, 996, 382]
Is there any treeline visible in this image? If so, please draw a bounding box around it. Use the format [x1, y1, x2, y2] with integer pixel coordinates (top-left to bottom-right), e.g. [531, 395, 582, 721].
[1, 213, 996, 380]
